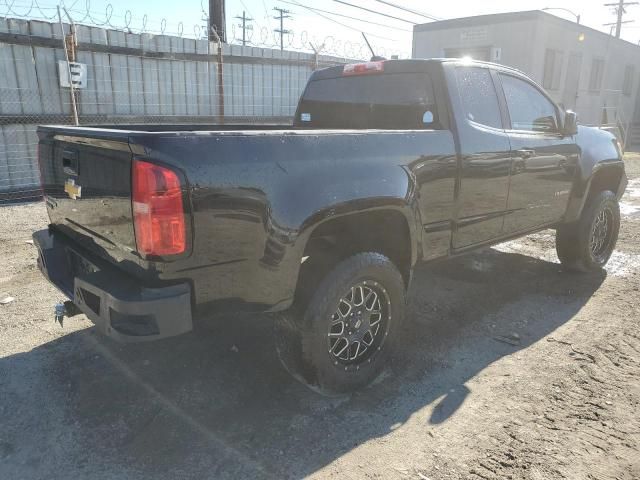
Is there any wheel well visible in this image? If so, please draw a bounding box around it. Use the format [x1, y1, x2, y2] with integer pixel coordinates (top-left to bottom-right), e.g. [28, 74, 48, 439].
[295, 210, 412, 307]
[589, 166, 623, 198]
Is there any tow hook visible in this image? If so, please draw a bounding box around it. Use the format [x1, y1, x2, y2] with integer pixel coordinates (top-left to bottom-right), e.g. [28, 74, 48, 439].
[54, 303, 66, 326]
[54, 301, 81, 327]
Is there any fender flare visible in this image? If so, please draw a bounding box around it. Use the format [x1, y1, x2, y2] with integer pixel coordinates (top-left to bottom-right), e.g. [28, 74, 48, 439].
[297, 201, 420, 265]
[563, 160, 626, 223]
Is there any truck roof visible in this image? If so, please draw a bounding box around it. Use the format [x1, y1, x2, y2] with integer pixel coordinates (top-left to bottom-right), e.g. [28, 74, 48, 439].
[310, 58, 527, 82]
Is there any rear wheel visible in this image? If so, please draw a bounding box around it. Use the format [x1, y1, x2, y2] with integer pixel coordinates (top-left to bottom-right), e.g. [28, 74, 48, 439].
[556, 190, 620, 272]
[275, 252, 406, 394]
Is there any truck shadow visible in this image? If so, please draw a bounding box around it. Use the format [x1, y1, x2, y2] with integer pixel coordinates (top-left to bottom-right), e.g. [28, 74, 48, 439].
[0, 247, 605, 479]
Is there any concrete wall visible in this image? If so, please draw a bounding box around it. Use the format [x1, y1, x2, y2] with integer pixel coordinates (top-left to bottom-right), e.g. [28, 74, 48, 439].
[413, 18, 538, 76]
[0, 17, 348, 200]
[413, 11, 640, 128]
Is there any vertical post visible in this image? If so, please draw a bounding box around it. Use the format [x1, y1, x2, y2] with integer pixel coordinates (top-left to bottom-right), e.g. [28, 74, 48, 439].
[210, 27, 225, 122]
[604, 0, 638, 38]
[234, 11, 253, 47]
[242, 11, 247, 47]
[616, 0, 624, 37]
[218, 45, 224, 122]
[57, 6, 79, 126]
[273, 8, 291, 51]
[209, 0, 226, 43]
[309, 42, 325, 70]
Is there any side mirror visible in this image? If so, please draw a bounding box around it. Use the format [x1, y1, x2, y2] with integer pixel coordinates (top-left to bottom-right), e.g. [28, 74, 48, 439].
[563, 110, 578, 136]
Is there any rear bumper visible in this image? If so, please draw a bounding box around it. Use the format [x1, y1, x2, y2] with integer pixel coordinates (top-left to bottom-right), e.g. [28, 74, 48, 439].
[33, 228, 193, 342]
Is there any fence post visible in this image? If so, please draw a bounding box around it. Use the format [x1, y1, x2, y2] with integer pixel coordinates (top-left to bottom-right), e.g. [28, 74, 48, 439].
[210, 26, 225, 122]
[309, 42, 325, 71]
[57, 6, 78, 125]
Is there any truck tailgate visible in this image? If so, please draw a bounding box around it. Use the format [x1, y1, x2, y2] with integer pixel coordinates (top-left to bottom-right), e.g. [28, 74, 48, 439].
[38, 127, 136, 255]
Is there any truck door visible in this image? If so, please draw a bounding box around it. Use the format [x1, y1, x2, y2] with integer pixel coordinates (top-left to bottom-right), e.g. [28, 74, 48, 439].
[448, 66, 513, 249]
[496, 73, 578, 233]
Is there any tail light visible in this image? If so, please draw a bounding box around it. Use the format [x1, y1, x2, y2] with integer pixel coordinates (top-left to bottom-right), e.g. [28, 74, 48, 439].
[343, 61, 385, 76]
[132, 159, 186, 257]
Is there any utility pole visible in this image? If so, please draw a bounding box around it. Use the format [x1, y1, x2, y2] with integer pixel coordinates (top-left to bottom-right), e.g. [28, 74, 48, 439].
[604, 0, 638, 38]
[209, 0, 226, 43]
[273, 7, 291, 51]
[234, 11, 253, 46]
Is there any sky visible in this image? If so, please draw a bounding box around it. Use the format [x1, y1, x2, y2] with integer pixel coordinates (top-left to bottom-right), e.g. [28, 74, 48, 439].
[3, 0, 640, 58]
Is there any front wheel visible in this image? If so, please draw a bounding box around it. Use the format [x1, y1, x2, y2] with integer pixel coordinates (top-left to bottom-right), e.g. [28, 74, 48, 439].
[556, 190, 620, 272]
[275, 252, 406, 394]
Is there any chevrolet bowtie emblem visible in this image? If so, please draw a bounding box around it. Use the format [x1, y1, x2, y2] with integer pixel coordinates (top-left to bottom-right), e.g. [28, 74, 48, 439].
[64, 178, 82, 200]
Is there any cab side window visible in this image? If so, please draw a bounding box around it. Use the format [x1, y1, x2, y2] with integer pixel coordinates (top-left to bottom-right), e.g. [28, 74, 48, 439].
[499, 74, 559, 133]
[454, 67, 503, 129]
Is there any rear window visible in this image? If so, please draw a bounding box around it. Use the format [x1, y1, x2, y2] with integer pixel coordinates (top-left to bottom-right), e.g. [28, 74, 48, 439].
[296, 73, 438, 129]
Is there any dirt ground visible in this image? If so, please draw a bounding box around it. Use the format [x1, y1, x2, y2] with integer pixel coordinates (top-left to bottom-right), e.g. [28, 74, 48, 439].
[1, 155, 640, 480]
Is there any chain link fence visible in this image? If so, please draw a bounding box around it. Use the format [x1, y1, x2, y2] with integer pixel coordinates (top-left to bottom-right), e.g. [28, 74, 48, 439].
[0, 15, 359, 203]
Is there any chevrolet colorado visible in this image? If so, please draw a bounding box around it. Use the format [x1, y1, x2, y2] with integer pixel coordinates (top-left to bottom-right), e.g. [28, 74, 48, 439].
[34, 58, 627, 393]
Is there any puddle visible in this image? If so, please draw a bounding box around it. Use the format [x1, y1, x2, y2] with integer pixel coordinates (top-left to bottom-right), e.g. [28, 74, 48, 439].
[604, 250, 640, 277]
[621, 179, 640, 217]
[494, 235, 640, 278]
[493, 232, 559, 265]
[487, 181, 640, 276]
[620, 202, 640, 216]
[624, 178, 640, 198]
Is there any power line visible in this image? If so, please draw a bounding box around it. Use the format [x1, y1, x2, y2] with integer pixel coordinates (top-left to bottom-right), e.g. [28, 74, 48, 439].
[332, 0, 418, 24]
[261, 0, 271, 21]
[281, 0, 398, 40]
[277, 0, 411, 31]
[604, 0, 638, 37]
[368, 0, 441, 21]
[239, 0, 255, 18]
[273, 7, 292, 51]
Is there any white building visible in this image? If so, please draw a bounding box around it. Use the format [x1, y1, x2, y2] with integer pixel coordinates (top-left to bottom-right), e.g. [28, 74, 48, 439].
[413, 10, 640, 146]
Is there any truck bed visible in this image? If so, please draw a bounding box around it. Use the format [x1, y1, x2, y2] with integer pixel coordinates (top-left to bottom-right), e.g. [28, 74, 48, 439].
[37, 123, 456, 314]
[78, 123, 292, 132]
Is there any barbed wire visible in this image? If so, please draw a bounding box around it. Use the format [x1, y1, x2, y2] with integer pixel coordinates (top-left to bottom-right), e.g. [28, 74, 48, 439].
[227, 22, 397, 59]
[0, 6, 366, 203]
[2, 0, 194, 37]
[0, 0, 409, 58]
[0, 3, 409, 203]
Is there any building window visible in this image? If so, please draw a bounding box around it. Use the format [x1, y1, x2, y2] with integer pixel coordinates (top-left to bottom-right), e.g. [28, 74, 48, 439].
[542, 49, 564, 90]
[623, 65, 635, 96]
[589, 58, 605, 93]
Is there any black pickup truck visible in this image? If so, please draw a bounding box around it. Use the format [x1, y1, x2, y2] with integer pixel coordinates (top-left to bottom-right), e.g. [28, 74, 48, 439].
[34, 58, 627, 393]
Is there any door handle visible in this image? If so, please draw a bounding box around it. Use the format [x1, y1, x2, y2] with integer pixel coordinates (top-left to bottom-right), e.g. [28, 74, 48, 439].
[516, 149, 535, 159]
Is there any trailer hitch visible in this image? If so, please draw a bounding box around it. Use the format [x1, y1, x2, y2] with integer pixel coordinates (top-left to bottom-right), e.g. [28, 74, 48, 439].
[54, 301, 81, 327]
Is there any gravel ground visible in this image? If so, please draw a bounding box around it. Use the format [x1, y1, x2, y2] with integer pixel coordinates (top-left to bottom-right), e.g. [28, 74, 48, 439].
[1, 155, 640, 480]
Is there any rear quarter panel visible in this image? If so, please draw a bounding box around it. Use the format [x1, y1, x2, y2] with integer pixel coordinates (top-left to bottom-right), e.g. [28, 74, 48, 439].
[129, 130, 456, 312]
